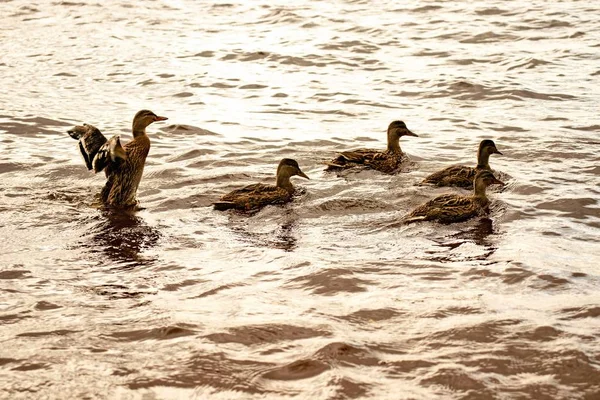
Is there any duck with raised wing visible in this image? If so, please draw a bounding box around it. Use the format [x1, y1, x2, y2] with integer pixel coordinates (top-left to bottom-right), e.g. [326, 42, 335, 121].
[68, 109, 168, 208]
[405, 170, 504, 224]
[214, 158, 309, 212]
[325, 120, 418, 174]
[422, 139, 502, 188]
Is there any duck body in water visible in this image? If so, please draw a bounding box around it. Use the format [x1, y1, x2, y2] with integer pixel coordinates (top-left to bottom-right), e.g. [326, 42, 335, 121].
[68, 109, 167, 208]
[325, 120, 418, 174]
[214, 158, 309, 212]
[405, 170, 504, 224]
[422, 139, 502, 188]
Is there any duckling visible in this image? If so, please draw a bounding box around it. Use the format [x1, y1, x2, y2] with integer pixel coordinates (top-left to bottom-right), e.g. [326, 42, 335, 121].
[325, 120, 418, 174]
[404, 170, 504, 224]
[68, 109, 168, 208]
[214, 158, 309, 212]
[422, 139, 502, 188]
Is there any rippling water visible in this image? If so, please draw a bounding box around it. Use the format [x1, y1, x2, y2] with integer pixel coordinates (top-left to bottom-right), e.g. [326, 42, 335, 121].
[1, 1, 600, 398]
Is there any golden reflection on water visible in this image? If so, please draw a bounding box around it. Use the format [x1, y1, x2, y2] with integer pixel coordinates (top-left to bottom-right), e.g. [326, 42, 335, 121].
[1, 0, 599, 399]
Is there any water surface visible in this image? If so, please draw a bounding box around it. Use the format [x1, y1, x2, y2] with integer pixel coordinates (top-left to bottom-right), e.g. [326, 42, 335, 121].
[1, 1, 599, 399]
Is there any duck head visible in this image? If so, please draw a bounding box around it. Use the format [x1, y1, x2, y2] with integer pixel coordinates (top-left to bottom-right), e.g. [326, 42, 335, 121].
[477, 139, 502, 169]
[132, 109, 168, 136]
[473, 170, 504, 196]
[277, 158, 309, 180]
[276, 158, 309, 193]
[387, 120, 418, 152]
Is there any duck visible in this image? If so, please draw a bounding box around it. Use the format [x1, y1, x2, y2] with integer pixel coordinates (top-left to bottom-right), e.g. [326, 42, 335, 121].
[67, 109, 168, 208]
[214, 158, 309, 212]
[404, 170, 504, 224]
[422, 139, 502, 188]
[325, 120, 418, 174]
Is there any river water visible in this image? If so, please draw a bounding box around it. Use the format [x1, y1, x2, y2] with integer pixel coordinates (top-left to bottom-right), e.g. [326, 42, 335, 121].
[1, 1, 599, 399]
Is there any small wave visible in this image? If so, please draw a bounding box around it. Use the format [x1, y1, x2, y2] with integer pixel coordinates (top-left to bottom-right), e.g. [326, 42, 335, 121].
[426, 80, 576, 101]
[205, 324, 329, 346]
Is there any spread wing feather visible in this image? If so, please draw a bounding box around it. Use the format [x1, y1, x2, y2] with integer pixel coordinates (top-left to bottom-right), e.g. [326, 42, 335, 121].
[67, 124, 107, 170]
[92, 135, 126, 173]
[68, 123, 126, 174]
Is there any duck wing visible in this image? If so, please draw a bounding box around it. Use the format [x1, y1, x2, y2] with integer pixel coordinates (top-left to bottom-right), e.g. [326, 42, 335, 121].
[405, 194, 478, 224]
[214, 183, 291, 211]
[67, 123, 127, 174]
[92, 135, 127, 173]
[328, 149, 376, 165]
[422, 165, 476, 188]
[326, 148, 397, 172]
[67, 124, 107, 170]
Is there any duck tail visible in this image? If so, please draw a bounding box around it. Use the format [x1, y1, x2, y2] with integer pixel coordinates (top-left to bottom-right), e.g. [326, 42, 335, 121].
[213, 201, 236, 211]
[403, 215, 427, 225]
[323, 161, 344, 171]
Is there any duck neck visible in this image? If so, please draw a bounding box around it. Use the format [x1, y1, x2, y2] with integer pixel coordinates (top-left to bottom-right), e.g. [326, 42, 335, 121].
[387, 130, 401, 153]
[132, 120, 149, 138]
[276, 171, 294, 194]
[132, 129, 146, 138]
[473, 180, 489, 202]
[476, 147, 491, 170]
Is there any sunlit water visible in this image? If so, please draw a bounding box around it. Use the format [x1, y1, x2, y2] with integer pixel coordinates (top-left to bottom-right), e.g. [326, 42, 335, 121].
[1, 1, 599, 399]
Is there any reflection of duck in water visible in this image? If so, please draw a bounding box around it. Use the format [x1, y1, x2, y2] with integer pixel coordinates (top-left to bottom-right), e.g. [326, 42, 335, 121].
[214, 158, 309, 212]
[325, 120, 418, 174]
[67, 110, 168, 208]
[405, 170, 504, 224]
[422, 139, 502, 188]
[229, 214, 299, 251]
[89, 209, 161, 269]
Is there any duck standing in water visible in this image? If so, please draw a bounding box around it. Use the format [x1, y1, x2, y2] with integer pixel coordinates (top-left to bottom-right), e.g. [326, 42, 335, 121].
[325, 120, 418, 174]
[422, 139, 502, 188]
[68, 110, 168, 208]
[404, 170, 504, 224]
[214, 158, 309, 212]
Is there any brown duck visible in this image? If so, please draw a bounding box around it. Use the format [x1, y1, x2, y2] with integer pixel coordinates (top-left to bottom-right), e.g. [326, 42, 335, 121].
[68, 109, 168, 208]
[214, 158, 309, 212]
[325, 120, 418, 174]
[422, 139, 502, 188]
[405, 170, 504, 224]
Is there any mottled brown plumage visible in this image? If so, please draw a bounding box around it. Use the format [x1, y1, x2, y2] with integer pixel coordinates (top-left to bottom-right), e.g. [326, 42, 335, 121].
[214, 159, 309, 212]
[422, 139, 502, 188]
[68, 109, 168, 208]
[405, 170, 504, 224]
[325, 120, 418, 174]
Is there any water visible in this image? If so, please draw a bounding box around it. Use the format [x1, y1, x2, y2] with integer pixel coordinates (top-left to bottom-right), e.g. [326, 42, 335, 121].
[1, 1, 599, 398]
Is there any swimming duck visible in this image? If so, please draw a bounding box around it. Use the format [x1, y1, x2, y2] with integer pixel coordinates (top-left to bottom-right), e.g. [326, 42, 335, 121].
[68, 109, 168, 208]
[404, 170, 504, 224]
[325, 120, 418, 174]
[422, 139, 502, 188]
[214, 158, 309, 212]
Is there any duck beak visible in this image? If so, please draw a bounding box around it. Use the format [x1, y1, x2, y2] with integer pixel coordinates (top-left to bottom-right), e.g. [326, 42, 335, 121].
[154, 115, 168, 122]
[404, 128, 418, 137]
[494, 148, 503, 155]
[491, 177, 505, 186]
[297, 170, 310, 180]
